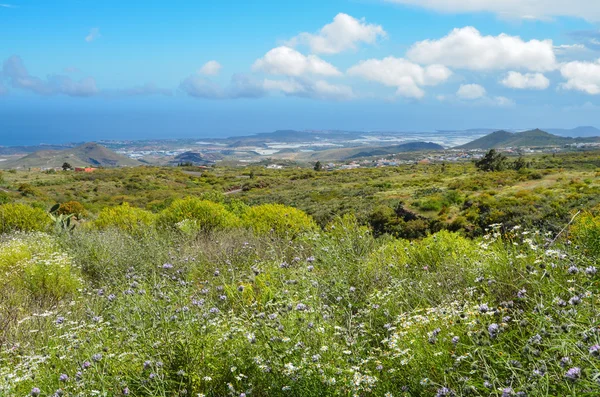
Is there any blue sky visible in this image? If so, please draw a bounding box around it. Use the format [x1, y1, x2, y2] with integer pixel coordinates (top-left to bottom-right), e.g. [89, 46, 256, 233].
[2, 0, 600, 144]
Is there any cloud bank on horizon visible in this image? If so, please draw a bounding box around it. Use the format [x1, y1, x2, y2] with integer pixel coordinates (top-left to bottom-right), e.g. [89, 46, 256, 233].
[1, 1, 600, 110]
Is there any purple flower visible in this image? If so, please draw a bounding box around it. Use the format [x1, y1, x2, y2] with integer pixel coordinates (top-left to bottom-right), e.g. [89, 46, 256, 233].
[143, 360, 152, 369]
[565, 367, 581, 381]
[488, 323, 500, 338]
[568, 266, 580, 274]
[123, 387, 130, 395]
[209, 307, 220, 314]
[502, 387, 513, 397]
[307, 256, 315, 263]
[295, 303, 307, 311]
[162, 263, 173, 269]
[560, 357, 571, 367]
[82, 361, 91, 369]
[590, 344, 600, 357]
[452, 336, 460, 345]
[149, 373, 156, 379]
[56, 317, 65, 325]
[569, 296, 581, 305]
[585, 266, 597, 275]
[479, 304, 490, 313]
[517, 289, 527, 298]
[107, 294, 116, 302]
[59, 374, 68, 382]
[92, 353, 103, 362]
[435, 387, 454, 396]
[31, 388, 41, 396]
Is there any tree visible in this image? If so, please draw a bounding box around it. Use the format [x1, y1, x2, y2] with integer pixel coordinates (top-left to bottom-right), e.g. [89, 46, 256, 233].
[475, 149, 508, 172]
[62, 162, 72, 171]
[513, 156, 528, 171]
[314, 161, 323, 171]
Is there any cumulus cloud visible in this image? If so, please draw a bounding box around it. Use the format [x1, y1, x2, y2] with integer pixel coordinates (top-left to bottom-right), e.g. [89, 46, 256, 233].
[456, 84, 486, 99]
[501, 72, 550, 89]
[199, 61, 222, 76]
[2, 55, 98, 97]
[560, 59, 600, 94]
[407, 27, 556, 72]
[85, 28, 101, 43]
[384, 0, 600, 21]
[252, 46, 341, 77]
[347, 57, 451, 99]
[287, 13, 386, 54]
[180, 72, 353, 101]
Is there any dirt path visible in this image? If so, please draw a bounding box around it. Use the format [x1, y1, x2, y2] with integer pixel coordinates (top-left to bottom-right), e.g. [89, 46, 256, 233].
[224, 189, 242, 195]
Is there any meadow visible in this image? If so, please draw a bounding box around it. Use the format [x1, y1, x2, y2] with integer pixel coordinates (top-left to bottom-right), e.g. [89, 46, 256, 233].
[0, 151, 600, 396]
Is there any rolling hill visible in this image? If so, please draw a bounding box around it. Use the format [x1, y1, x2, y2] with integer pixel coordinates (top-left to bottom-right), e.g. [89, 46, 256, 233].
[0, 142, 140, 169]
[457, 129, 600, 150]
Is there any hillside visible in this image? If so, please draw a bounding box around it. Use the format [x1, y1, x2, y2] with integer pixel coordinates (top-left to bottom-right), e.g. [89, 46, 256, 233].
[0, 142, 140, 169]
[296, 141, 444, 161]
[457, 129, 600, 149]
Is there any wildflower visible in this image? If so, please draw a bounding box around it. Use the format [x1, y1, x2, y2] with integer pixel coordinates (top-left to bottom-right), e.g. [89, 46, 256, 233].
[295, 303, 307, 311]
[585, 266, 597, 275]
[568, 266, 579, 274]
[569, 296, 581, 306]
[590, 345, 600, 357]
[307, 256, 315, 263]
[75, 371, 82, 380]
[92, 353, 102, 362]
[488, 323, 500, 338]
[149, 373, 156, 379]
[219, 295, 227, 301]
[209, 307, 220, 314]
[502, 388, 513, 397]
[565, 367, 581, 381]
[56, 316, 65, 325]
[517, 289, 526, 298]
[143, 360, 152, 369]
[162, 263, 173, 269]
[556, 298, 567, 307]
[123, 387, 130, 395]
[237, 285, 244, 292]
[452, 336, 460, 345]
[483, 381, 492, 389]
[560, 357, 571, 367]
[307, 265, 314, 272]
[479, 304, 490, 313]
[282, 386, 291, 391]
[59, 374, 68, 382]
[214, 270, 220, 277]
[436, 387, 454, 396]
[31, 388, 41, 396]
[107, 294, 116, 302]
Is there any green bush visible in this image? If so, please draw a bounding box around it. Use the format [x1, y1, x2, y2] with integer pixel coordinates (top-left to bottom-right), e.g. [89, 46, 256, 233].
[95, 203, 156, 234]
[570, 211, 600, 256]
[0, 203, 51, 234]
[157, 197, 239, 232]
[241, 203, 318, 237]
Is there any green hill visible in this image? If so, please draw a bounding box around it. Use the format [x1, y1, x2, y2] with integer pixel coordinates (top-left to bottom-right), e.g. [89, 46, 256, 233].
[0, 142, 140, 169]
[457, 129, 600, 149]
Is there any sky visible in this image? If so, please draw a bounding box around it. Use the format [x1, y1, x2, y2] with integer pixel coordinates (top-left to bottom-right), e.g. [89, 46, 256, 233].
[2, 0, 600, 145]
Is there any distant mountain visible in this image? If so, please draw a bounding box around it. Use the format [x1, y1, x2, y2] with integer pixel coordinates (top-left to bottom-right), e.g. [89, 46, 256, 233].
[0, 142, 140, 169]
[348, 142, 444, 159]
[171, 151, 223, 165]
[457, 129, 600, 150]
[546, 126, 600, 138]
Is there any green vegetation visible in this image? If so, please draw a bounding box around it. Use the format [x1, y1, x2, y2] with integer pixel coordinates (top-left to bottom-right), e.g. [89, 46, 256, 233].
[1, 151, 600, 395]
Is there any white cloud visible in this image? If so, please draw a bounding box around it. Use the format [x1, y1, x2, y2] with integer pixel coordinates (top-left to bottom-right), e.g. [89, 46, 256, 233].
[0, 4, 15, 8]
[560, 59, 600, 94]
[407, 27, 556, 72]
[85, 28, 100, 43]
[253, 46, 341, 77]
[347, 57, 451, 99]
[2, 55, 98, 97]
[287, 13, 386, 54]
[384, 0, 600, 21]
[501, 72, 550, 89]
[199, 61, 222, 76]
[457, 84, 486, 99]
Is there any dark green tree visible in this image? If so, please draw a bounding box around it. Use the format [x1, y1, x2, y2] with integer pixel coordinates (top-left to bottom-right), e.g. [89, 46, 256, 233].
[513, 156, 528, 171]
[475, 149, 508, 172]
[314, 161, 323, 171]
[62, 162, 72, 171]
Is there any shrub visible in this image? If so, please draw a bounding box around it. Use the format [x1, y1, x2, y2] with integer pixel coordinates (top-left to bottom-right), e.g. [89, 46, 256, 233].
[56, 201, 88, 219]
[241, 203, 318, 237]
[95, 203, 156, 234]
[0, 203, 51, 234]
[157, 197, 239, 232]
[570, 211, 600, 256]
